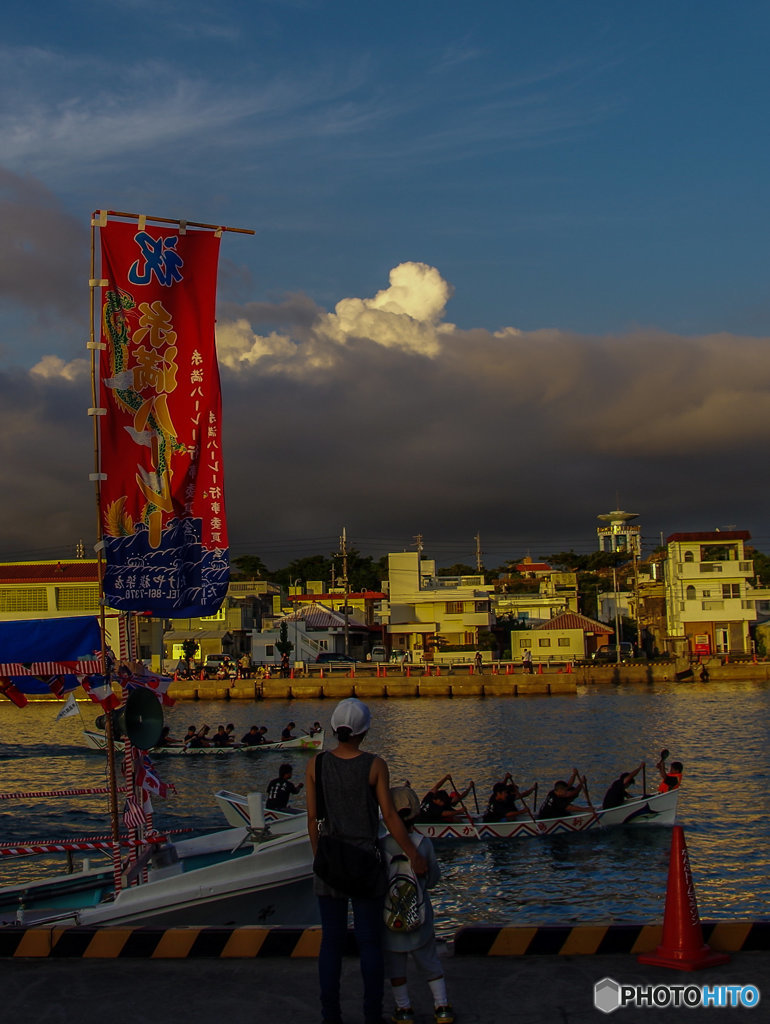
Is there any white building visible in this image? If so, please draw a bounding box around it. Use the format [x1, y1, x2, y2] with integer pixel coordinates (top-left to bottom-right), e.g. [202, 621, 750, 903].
[597, 509, 641, 558]
[378, 552, 494, 663]
[663, 530, 765, 655]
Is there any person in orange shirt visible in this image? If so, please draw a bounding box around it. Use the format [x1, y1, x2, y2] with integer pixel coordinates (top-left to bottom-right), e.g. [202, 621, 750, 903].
[657, 755, 683, 792]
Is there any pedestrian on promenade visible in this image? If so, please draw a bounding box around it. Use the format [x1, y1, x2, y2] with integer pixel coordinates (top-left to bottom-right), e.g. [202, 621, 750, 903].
[306, 698, 427, 1024]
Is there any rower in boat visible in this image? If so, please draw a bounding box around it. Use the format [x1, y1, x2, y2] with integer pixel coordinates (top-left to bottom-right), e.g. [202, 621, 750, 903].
[483, 775, 536, 822]
[188, 724, 211, 748]
[265, 763, 304, 813]
[537, 769, 587, 819]
[154, 726, 182, 748]
[602, 762, 645, 809]
[211, 725, 232, 747]
[657, 755, 684, 792]
[417, 775, 473, 823]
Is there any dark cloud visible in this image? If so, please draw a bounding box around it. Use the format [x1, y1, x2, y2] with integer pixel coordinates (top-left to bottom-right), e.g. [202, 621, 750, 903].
[3, 261, 769, 566]
[0, 168, 88, 322]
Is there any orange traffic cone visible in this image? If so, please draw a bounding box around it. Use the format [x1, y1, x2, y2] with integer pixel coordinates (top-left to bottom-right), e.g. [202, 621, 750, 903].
[638, 825, 730, 971]
[537, 663, 543, 674]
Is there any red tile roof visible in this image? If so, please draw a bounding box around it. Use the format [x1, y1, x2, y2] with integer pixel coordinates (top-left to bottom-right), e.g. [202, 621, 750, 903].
[534, 611, 613, 634]
[0, 560, 99, 583]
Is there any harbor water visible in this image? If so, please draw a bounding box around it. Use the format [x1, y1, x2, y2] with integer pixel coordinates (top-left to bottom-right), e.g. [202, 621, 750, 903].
[1, 680, 768, 933]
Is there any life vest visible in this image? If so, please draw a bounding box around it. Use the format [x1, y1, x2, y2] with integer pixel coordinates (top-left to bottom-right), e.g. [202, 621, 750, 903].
[658, 771, 682, 793]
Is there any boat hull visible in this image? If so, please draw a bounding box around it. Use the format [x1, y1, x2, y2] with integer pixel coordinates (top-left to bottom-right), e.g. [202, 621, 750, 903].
[2, 824, 317, 928]
[83, 730, 324, 754]
[413, 789, 679, 839]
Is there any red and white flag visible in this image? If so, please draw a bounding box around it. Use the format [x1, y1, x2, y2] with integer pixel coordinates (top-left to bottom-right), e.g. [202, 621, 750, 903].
[81, 675, 121, 711]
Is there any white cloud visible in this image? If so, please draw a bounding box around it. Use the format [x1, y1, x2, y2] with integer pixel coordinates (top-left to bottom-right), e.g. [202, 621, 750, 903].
[30, 355, 88, 381]
[320, 262, 454, 356]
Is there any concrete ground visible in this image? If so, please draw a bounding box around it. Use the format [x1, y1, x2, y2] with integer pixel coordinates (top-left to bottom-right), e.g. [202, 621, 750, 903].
[1, 947, 764, 1024]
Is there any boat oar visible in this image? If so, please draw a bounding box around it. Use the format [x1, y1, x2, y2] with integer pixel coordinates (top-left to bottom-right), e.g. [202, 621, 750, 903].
[469, 780, 480, 815]
[578, 772, 601, 828]
[504, 773, 539, 826]
[448, 774, 482, 840]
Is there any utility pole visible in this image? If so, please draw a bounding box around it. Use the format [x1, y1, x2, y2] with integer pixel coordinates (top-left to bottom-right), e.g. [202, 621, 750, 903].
[338, 527, 350, 655]
[413, 533, 424, 590]
[475, 532, 483, 574]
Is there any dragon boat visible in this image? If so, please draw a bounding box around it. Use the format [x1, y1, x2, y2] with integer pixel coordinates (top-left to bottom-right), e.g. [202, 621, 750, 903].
[214, 787, 679, 839]
[83, 728, 324, 754]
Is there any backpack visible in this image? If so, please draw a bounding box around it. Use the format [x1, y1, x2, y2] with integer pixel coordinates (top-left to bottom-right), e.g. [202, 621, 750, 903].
[383, 849, 425, 933]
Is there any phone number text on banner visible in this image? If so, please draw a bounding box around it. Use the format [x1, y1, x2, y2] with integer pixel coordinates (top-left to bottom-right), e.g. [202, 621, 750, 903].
[99, 220, 228, 617]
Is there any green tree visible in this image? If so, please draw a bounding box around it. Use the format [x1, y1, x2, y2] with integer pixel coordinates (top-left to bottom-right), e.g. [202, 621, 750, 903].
[231, 554, 268, 579]
[272, 555, 335, 591]
[437, 563, 475, 577]
[747, 546, 770, 585]
[181, 639, 199, 673]
[275, 620, 294, 657]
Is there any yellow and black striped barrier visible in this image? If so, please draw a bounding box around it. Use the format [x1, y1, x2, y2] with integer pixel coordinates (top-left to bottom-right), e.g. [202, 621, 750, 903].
[452, 922, 770, 956]
[0, 922, 767, 958]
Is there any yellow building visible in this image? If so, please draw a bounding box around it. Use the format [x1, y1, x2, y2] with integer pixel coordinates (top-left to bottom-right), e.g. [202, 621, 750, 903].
[378, 552, 493, 663]
[0, 559, 126, 656]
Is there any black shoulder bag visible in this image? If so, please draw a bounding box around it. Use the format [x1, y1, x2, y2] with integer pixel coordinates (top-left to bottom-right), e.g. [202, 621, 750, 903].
[312, 752, 383, 898]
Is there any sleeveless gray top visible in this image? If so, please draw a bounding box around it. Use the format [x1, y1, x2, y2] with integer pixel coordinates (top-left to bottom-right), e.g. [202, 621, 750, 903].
[314, 750, 380, 896]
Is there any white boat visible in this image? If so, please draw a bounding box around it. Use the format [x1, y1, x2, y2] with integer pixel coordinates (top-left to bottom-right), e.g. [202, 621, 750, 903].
[83, 729, 324, 754]
[414, 789, 679, 840]
[214, 786, 678, 841]
[0, 794, 317, 928]
[215, 789, 307, 829]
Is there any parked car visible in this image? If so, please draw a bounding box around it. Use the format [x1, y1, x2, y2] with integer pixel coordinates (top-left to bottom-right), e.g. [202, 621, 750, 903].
[203, 653, 234, 677]
[370, 645, 387, 662]
[592, 643, 635, 663]
[315, 652, 358, 669]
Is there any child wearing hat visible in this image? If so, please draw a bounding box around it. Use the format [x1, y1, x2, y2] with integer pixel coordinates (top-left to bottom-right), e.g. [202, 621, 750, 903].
[381, 785, 454, 1024]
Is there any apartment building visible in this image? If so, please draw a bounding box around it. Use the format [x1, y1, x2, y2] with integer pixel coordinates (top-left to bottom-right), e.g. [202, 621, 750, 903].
[377, 552, 494, 662]
[663, 530, 768, 655]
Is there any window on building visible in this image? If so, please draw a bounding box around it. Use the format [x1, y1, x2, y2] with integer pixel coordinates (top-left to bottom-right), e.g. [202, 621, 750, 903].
[474, 601, 487, 612]
[722, 584, 740, 599]
[684, 551, 695, 562]
[265, 645, 274, 656]
[557, 637, 570, 647]
[57, 586, 101, 612]
[445, 601, 463, 614]
[538, 637, 551, 647]
[519, 639, 531, 649]
[686, 585, 696, 601]
[0, 588, 48, 613]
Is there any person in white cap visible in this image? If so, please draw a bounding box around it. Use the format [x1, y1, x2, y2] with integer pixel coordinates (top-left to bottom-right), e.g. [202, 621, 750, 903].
[306, 698, 427, 1024]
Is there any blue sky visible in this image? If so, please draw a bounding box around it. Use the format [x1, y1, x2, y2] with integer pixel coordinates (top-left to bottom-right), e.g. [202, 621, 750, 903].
[2, 1, 770, 567]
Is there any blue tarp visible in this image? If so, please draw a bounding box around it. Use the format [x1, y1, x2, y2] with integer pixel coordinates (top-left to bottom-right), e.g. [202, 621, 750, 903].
[0, 616, 102, 694]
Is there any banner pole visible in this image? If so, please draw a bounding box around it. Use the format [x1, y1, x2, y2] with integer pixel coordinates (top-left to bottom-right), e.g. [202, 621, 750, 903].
[89, 215, 123, 889]
[92, 209, 255, 236]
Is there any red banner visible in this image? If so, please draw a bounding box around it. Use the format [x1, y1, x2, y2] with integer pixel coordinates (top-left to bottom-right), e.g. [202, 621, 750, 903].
[98, 219, 228, 617]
